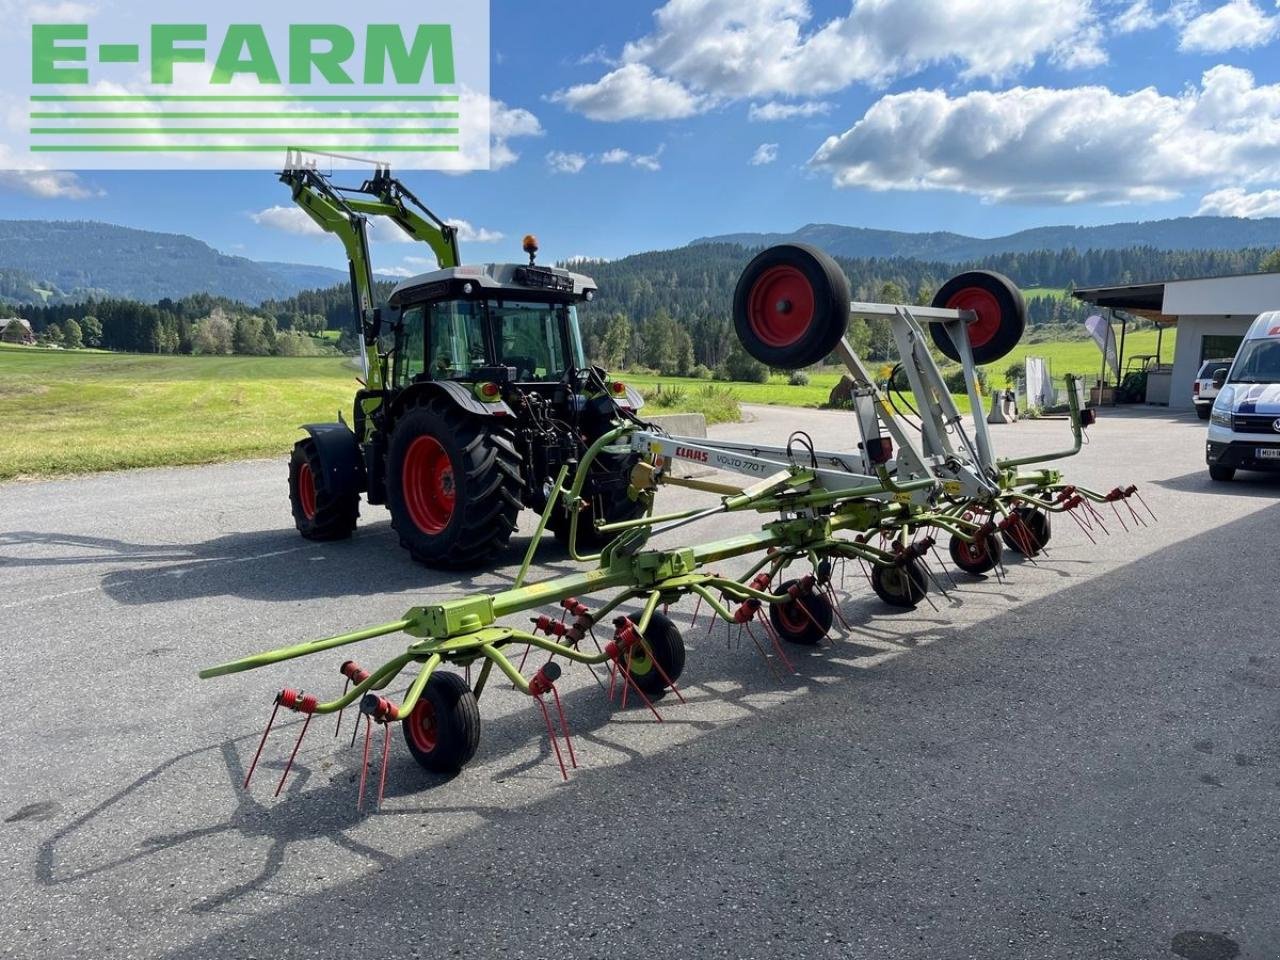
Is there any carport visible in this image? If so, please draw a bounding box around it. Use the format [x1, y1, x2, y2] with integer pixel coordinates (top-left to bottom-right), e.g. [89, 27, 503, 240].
[1074, 271, 1280, 410]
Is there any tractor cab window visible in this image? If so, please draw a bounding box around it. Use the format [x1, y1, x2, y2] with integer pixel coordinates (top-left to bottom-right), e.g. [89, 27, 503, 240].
[491, 300, 583, 382]
[423, 300, 487, 381]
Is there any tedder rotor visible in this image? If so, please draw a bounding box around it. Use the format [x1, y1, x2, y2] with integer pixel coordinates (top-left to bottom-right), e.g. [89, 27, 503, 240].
[202, 242, 1156, 807]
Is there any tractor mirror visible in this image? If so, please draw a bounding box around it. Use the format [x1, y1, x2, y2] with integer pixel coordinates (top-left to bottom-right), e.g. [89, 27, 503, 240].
[1212, 368, 1228, 389]
[365, 307, 384, 340]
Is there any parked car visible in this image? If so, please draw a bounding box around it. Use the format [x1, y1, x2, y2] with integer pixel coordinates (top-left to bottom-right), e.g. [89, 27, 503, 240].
[1193, 357, 1234, 419]
[1206, 313, 1280, 481]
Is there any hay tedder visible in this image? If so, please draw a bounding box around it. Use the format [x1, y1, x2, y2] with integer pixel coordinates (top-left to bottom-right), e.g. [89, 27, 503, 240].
[201, 242, 1155, 807]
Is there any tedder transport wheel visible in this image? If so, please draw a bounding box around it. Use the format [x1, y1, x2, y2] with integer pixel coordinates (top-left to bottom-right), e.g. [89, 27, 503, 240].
[402, 671, 481, 774]
[625, 611, 687, 697]
[768, 580, 834, 645]
[948, 531, 1004, 576]
[553, 450, 647, 551]
[929, 270, 1026, 366]
[871, 559, 929, 609]
[289, 438, 359, 540]
[1001, 507, 1051, 557]
[387, 397, 522, 569]
[732, 243, 851, 370]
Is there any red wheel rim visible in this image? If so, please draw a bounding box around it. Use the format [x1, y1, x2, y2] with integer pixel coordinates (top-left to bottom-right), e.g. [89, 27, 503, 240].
[407, 700, 438, 752]
[959, 538, 987, 563]
[777, 600, 808, 631]
[747, 265, 815, 348]
[298, 462, 317, 520]
[945, 287, 1002, 349]
[403, 435, 456, 535]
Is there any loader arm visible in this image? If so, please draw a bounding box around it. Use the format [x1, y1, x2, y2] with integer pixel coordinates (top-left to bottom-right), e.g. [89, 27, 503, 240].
[279, 151, 461, 391]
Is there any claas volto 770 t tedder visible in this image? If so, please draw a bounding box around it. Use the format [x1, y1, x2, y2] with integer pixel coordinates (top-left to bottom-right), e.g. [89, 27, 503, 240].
[280, 150, 649, 569]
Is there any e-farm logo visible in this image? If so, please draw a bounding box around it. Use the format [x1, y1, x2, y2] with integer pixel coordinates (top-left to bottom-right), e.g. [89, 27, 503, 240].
[6, 3, 490, 170]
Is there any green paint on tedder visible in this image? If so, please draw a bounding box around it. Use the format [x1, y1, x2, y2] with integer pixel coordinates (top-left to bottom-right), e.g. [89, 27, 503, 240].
[201, 209, 1156, 807]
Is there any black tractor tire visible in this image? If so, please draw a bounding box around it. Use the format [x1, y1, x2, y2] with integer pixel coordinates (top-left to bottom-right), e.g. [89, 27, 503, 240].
[386, 397, 522, 569]
[402, 672, 481, 774]
[1001, 507, 1051, 556]
[552, 450, 646, 551]
[288, 438, 359, 541]
[930, 270, 1026, 365]
[626, 611, 686, 698]
[948, 531, 1004, 575]
[732, 243, 851, 370]
[1209, 464, 1235, 482]
[871, 559, 928, 609]
[768, 581, 834, 645]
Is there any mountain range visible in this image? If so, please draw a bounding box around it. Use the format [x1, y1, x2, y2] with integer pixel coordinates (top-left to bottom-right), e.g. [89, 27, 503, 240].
[691, 217, 1280, 263]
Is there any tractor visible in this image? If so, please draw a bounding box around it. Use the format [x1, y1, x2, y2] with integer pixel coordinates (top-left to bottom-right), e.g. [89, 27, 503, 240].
[279, 151, 648, 568]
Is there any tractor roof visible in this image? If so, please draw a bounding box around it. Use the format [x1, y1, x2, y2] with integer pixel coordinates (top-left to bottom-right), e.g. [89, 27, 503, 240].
[388, 262, 597, 307]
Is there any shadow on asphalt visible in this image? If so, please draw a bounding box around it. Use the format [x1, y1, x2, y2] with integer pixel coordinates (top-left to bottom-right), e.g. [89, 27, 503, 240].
[0, 523, 589, 604]
[28, 502, 1280, 959]
[1154, 469, 1280, 499]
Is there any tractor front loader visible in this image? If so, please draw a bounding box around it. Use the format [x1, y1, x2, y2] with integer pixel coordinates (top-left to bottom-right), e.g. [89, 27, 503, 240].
[279, 151, 649, 569]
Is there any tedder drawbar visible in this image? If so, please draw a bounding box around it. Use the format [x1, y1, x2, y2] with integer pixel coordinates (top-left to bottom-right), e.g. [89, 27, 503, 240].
[201, 242, 1155, 808]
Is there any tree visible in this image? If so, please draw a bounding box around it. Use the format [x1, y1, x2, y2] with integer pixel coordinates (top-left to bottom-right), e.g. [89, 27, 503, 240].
[193, 310, 234, 355]
[719, 341, 769, 383]
[40, 321, 63, 346]
[62, 317, 83, 349]
[232, 314, 266, 355]
[1261, 249, 1280, 273]
[79, 314, 102, 347]
[598, 313, 631, 369]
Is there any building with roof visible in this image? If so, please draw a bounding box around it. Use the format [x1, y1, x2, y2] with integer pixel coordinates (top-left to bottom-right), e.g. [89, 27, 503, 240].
[1073, 271, 1280, 411]
[0, 318, 34, 344]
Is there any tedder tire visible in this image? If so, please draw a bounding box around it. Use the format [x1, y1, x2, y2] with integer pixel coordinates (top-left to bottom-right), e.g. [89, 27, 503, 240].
[871, 559, 929, 609]
[768, 580, 834, 645]
[948, 531, 1004, 576]
[387, 397, 522, 569]
[626, 611, 686, 698]
[553, 450, 646, 551]
[930, 270, 1026, 365]
[1001, 507, 1051, 556]
[289, 438, 359, 541]
[402, 672, 481, 774]
[733, 243, 851, 370]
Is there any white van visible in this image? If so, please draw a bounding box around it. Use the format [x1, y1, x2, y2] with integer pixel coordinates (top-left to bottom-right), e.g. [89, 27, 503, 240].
[1206, 310, 1280, 481]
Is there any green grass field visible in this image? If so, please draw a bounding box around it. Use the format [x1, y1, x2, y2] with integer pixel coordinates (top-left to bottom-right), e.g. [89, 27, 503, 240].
[0, 326, 1173, 480]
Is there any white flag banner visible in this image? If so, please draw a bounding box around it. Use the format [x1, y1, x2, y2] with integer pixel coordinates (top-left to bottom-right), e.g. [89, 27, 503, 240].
[1084, 314, 1119, 380]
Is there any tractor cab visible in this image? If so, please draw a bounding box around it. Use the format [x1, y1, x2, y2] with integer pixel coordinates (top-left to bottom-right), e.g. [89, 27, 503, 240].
[384, 261, 594, 392]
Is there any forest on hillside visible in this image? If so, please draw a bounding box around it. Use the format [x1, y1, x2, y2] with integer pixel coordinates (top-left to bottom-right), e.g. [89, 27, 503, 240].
[8, 243, 1277, 373]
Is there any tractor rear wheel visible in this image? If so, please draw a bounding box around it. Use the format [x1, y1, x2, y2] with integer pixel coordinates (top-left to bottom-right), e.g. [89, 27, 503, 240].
[871, 559, 928, 609]
[288, 438, 359, 540]
[402, 672, 481, 774]
[387, 398, 522, 569]
[552, 450, 646, 551]
[626, 611, 686, 698]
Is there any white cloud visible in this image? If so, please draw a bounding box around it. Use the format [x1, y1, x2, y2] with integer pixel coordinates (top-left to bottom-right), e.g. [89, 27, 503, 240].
[0, 169, 101, 200]
[748, 100, 833, 121]
[600, 147, 632, 164]
[378, 267, 415, 278]
[484, 94, 544, 171]
[250, 205, 325, 236]
[1179, 0, 1280, 51]
[550, 63, 705, 121]
[750, 143, 780, 165]
[1197, 187, 1280, 218]
[810, 66, 1280, 205]
[445, 218, 504, 243]
[546, 150, 588, 174]
[556, 0, 1104, 121]
[631, 146, 664, 171]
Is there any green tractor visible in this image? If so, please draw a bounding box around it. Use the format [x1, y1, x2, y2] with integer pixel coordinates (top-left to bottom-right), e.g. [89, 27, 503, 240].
[280, 152, 648, 568]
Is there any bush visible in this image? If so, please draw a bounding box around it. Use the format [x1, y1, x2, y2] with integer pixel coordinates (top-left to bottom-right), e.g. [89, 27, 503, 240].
[787, 370, 810, 386]
[717, 342, 770, 383]
[691, 363, 713, 380]
[642, 384, 687, 408]
[941, 365, 988, 395]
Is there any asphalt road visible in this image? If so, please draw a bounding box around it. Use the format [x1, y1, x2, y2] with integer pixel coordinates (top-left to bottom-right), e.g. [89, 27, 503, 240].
[3, 403, 1279, 960]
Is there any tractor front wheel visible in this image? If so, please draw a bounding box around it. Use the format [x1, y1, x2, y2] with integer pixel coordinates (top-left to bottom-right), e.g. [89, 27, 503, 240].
[625, 611, 686, 697]
[387, 398, 522, 569]
[288, 439, 359, 540]
[402, 672, 481, 774]
[871, 559, 928, 609]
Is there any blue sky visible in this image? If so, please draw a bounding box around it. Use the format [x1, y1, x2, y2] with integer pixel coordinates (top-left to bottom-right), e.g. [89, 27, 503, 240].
[2, 0, 1279, 273]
